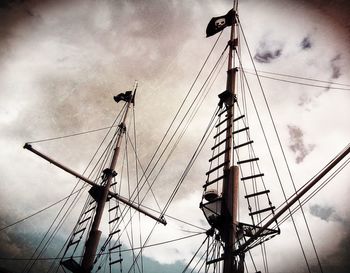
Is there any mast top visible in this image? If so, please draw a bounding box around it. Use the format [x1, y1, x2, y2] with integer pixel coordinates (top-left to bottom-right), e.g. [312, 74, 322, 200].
[113, 82, 138, 105]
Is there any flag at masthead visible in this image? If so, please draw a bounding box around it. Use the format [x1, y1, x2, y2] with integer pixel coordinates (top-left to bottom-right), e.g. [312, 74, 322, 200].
[206, 9, 235, 37]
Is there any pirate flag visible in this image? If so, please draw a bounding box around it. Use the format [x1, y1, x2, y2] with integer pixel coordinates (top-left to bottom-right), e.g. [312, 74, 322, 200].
[206, 9, 235, 37]
[113, 91, 133, 103]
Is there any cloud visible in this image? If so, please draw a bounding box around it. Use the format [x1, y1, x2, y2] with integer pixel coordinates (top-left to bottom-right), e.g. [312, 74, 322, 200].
[309, 204, 336, 222]
[300, 36, 312, 49]
[330, 54, 341, 79]
[310, 204, 349, 224]
[0, 232, 22, 258]
[254, 39, 283, 63]
[309, 204, 350, 272]
[297, 93, 313, 107]
[287, 125, 315, 163]
[326, 229, 350, 272]
[297, 53, 343, 105]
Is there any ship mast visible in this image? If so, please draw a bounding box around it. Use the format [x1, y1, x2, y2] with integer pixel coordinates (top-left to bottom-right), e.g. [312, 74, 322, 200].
[202, 1, 350, 272]
[24, 83, 167, 273]
[221, 0, 240, 272]
[81, 86, 135, 270]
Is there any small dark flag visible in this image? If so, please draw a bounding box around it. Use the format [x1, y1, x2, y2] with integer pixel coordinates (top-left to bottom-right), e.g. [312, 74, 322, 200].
[114, 91, 133, 103]
[206, 9, 235, 37]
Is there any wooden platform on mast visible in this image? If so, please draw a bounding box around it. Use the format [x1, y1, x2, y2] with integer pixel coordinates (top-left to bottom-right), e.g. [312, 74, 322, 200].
[61, 258, 87, 273]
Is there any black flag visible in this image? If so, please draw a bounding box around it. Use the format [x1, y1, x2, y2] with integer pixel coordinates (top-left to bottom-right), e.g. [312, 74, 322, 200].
[114, 91, 133, 103]
[206, 9, 235, 37]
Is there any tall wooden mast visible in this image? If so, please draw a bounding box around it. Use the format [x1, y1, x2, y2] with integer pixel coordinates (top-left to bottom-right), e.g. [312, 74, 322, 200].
[222, 1, 240, 272]
[81, 86, 135, 271]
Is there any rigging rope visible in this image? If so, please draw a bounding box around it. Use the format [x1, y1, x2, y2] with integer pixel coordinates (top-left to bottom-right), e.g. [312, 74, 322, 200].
[0, 187, 84, 232]
[248, 69, 350, 87]
[132, 102, 144, 273]
[125, 116, 137, 273]
[243, 70, 350, 91]
[189, 244, 208, 273]
[26, 104, 126, 144]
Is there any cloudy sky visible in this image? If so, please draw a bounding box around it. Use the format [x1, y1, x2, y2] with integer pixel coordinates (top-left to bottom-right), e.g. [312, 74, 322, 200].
[0, 0, 350, 272]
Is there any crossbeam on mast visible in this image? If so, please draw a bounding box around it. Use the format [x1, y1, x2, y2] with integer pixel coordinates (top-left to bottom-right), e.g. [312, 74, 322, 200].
[23, 143, 166, 225]
[24, 143, 97, 187]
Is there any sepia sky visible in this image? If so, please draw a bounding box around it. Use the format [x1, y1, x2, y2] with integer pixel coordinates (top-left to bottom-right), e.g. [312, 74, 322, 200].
[0, 0, 350, 272]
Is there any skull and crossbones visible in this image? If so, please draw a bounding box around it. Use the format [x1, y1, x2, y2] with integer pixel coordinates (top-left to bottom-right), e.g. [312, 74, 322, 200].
[215, 18, 226, 29]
